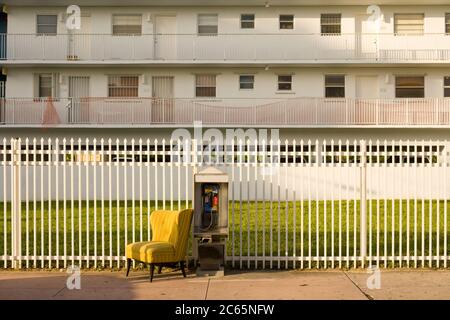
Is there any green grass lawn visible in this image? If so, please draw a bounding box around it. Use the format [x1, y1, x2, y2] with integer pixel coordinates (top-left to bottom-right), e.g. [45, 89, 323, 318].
[0, 200, 448, 268]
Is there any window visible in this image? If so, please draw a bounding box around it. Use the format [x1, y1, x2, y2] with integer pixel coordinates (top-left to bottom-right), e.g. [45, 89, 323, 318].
[325, 75, 345, 98]
[39, 74, 53, 97]
[196, 75, 216, 97]
[394, 13, 424, 35]
[446, 13, 450, 34]
[198, 14, 218, 35]
[279, 15, 294, 30]
[321, 14, 341, 35]
[277, 75, 292, 91]
[36, 73, 58, 98]
[112, 14, 142, 35]
[395, 76, 424, 98]
[445, 76, 450, 97]
[108, 75, 139, 97]
[239, 75, 254, 89]
[36, 15, 57, 35]
[240, 14, 255, 29]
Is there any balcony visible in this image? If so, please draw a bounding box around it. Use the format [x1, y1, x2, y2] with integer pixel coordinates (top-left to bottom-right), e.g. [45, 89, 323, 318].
[1, 33, 450, 64]
[1, 97, 450, 127]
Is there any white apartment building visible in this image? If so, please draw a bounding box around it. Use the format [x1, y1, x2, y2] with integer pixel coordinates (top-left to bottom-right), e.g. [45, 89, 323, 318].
[1, 0, 450, 142]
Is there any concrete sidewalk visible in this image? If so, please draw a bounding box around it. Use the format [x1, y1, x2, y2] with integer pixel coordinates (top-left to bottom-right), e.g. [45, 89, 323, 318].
[0, 269, 449, 300]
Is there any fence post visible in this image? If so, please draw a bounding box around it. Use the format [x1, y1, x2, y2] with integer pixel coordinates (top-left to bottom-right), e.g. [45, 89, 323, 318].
[360, 139, 367, 268]
[191, 139, 199, 267]
[12, 139, 21, 269]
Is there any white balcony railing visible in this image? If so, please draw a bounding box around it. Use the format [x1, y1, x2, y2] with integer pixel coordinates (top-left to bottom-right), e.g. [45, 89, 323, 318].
[1, 97, 450, 126]
[1, 33, 450, 62]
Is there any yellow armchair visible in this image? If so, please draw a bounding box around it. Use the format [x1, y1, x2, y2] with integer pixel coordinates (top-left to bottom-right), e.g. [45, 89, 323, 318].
[125, 209, 193, 282]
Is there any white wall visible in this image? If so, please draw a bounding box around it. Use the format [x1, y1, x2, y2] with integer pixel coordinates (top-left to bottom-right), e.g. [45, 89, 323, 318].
[5, 5, 450, 99]
[6, 66, 450, 99]
[7, 5, 450, 35]
[1, 162, 449, 201]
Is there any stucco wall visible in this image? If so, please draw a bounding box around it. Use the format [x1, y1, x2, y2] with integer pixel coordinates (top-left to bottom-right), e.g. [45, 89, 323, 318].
[5, 66, 450, 99]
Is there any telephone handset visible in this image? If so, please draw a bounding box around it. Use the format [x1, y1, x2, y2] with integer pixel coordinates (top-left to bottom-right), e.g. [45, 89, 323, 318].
[200, 183, 219, 232]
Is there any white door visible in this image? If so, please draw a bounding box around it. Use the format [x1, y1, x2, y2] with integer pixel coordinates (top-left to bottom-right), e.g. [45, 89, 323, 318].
[68, 15, 91, 60]
[355, 14, 377, 58]
[154, 15, 177, 60]
[152, 76, 174, 123]
[68, 76, 90, 123]
[356, 76, 379, 98]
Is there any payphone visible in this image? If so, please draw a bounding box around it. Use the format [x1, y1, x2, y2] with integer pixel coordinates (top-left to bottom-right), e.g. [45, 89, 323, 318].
[194, 167, 228, 276]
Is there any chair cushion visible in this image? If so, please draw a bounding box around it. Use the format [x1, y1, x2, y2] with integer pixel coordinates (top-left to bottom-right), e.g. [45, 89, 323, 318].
[126, 241, 176, 264]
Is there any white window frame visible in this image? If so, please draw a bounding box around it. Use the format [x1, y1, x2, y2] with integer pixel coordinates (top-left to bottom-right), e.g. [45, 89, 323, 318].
[320, 13, 341, 35]
[195, 74, 216, 97]
[239, 75, 254, 90]
[107, 75, 140, 97]
[444, 76, 450, 97]
[395, 76, 425, 98]
[36, 14, 58, 35]
[277, 75, 292, 91]
[394, 13, 424, 35]
[36, 73, 59, 98]
[112, 14, 142, 36]
[197, 14, 218, 36]
[279, 14, 294, 30]
[446, 13, 450, 35]
[240, 14, 255, 29]
[324, 74, 346, 98]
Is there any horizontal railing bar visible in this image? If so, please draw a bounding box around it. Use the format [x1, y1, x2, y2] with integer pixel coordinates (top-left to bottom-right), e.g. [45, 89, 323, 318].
[3, 33, 450, 36]
[2, 256, 449, 262]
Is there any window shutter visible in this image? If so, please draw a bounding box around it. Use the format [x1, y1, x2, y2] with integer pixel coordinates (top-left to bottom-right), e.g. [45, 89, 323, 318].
[112, 15, 142, 35]
[446, 13, 450, 34]
[198, 14, 218, 26]
[195, 74, 216, 97]
[33, 74, 39, 98]
[321, 14, 341, 35]
[196, 74, 216, 87]
[197, 14, 218, 35]
[36, 15, 58, 34]
[394, 14, 424, 34]
[395, 76, 425, 98]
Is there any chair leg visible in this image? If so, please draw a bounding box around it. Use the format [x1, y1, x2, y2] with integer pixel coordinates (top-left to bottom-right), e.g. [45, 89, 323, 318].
[149, 264, 155, 282]
[180, 261, 187, 278]
[158, 265, 163, 274]
[126, 258, 132, 277]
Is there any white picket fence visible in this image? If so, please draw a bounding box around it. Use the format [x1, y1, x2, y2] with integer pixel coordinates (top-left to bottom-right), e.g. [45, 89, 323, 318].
[0, 137, 449, 269]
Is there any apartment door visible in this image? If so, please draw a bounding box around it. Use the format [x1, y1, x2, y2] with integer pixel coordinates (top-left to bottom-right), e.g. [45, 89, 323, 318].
[68, 15, 91, 60]
[154, 15, 177, 60]
[68, 76, 90, 123]
[356, 76, 378, 98]
[355, 14, 377, 59]
[0, 12, 7, 60]
[356, 76, 379, 124]
[152, 76, 174, 123]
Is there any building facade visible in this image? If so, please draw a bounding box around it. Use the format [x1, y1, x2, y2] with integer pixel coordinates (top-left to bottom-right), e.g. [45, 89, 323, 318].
[1, 0, 450, 141]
